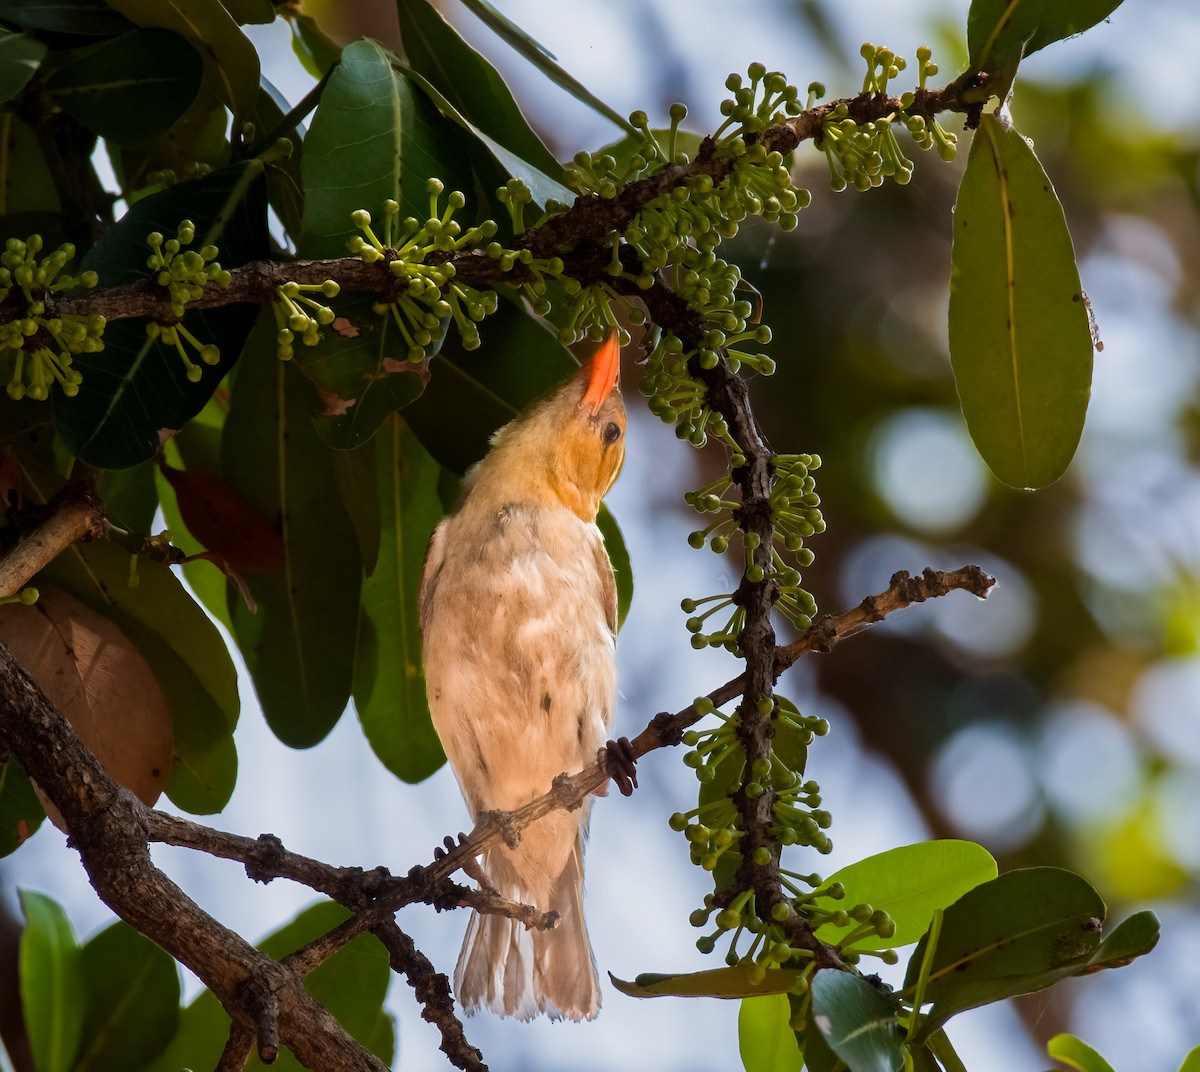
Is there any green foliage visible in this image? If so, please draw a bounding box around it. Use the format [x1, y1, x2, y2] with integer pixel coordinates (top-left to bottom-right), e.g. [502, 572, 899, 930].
[0, 755, 45, 856]
[809, 970, 904, 1072]
[948, 112, 1092, 489]
[1048, 1034, 1118, 1072]
[739, 994, 804, 1072]
[19, 890, 87, 1072]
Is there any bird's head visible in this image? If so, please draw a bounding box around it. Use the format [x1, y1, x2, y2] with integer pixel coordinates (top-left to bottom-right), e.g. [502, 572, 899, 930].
[484, 332, 626, 521]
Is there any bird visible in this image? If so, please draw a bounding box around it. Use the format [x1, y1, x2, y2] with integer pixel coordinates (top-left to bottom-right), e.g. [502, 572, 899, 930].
[418, 330, 630, 1021]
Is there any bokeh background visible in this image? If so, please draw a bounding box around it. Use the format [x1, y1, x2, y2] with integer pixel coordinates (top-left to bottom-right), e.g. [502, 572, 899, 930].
[5, 1, 1200, 1070]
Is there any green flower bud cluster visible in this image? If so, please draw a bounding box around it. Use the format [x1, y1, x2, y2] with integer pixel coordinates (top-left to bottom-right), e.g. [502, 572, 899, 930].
[669, 693, 840, 972]
[146, 320, 220, 384]
[349, 185, 500, 359]
[768, 453, 824, 630]
[146, 221, 231, 318]
[555, 281, 641, 347]
[714, 63, 803, 142]
[0, 235, 101, 400]
[820, 44, 957, 191]
[272, 279, 340, 360]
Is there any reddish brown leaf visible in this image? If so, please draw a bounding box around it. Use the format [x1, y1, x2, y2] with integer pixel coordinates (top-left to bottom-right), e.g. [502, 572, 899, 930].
[158, 458, 285, 573]
[0, 588, 173, 827]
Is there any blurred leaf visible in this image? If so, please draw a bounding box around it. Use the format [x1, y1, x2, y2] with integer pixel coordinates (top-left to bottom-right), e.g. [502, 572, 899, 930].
[800, 998, 839, 1072]
[398, 0, 561, 179]
[99, 461, 158, 533]
[105, 0, 260, 125]
[288, 13, 340, 78]
[76, 921, 180, 1072]
[219, 0, 273, 24]
[251, 75, 306, 245]
[454, 0, 634, 135]
[1179, 1046, 1200, 1072]
[0, 756, 44, 857]
[222, 315, 361, 748]
[0, 590, 174, 827]
[404, 298, 576, 473]
[1092, 798, 1188, 901]
[334, 440, 380, 574]
[43, 29, 202, 148]
[813, 840, 998, 951]
[140, 988, 226, 1072]
[771, 698, 811, 775]
[0, 0, 133, 34]
[904, 867, 1105, 1035]
[19, 890, 86, 1072]
[354, 417, 445, 782]
[739, 994, 804, 1072]
[610, 964, 809, 999]
[1046, 1034, 1116, 1072]
[949, 113, 1092, 489]
[1074, 909, 1159, 974]
[0, 112, 60, 220]
[596, 502, 632, 629]
[0, 31, 46, 102]
[810, 970, 903, 1072]
[58, 163, 268, 469]
[42, 542, 239, 814]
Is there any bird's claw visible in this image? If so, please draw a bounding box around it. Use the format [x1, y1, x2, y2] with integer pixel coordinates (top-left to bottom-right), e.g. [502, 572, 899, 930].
[605, 737, 639, 796]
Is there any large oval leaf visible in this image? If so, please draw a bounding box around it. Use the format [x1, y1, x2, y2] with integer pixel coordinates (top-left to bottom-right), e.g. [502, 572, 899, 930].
[222, 313, 362, 748]
[739, 994, 804, 1072]
[610, 964, 808, 999]
[59, 163, 268, 469]
[1046, 1033, 1117, 1072]
[41, 542, 239, 814]
[19, 890, 86, 1072]
[77, 921, 180, 1072]
[813, 840, 997, 951]
[43, 28, 202, 147]
[353, 417, 445, 782]
[903, 867, 1105, 1034]
[949, 113, 1093, 490]
[810, 971, 904, 1072]
[0, 31, 47, 103]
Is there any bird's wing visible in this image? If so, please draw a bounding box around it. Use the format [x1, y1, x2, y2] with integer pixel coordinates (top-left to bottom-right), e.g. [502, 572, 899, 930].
[591, 534, 618, 638]
[418, 520, 448, 632]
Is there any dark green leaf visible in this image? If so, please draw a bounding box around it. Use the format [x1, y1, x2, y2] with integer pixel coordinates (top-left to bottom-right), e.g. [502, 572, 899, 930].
[949, 113, 1092, 489]
[297, 43, 477, 443]
[903, 867, 1105, 1034]
[404, 298, 577, 473]
[41, 541, 240, 814]
[454, 0, 634, 135]
[19, 890, 86, 1072]
[596, 502, 632, 629]
[140, 989, 226, 1072]
[610, 964, 809, 999]
[813, 841, 997, 951]
[0, 31, 46, 102]
[811, 971, 904, 1072]
[354, 416, 446, 783]
[398, 0, 561, 179]
[105, 0, 261, 125]
[44, 29, 202, 147]
[222, 315, 362, 747]
[1046, 1034, 1116, 1072]
[58, 163, 268, 469]
[1074, 909, 1159, 974]
[739, 994, 804, 1072]
[75, 921, 180, 1072]
[99, 460, 159, 533]
[0, 0, 133, 35]
[0, 756, 44, 857]
[334, 438, 381, 575]
[251, 75, 306, 245]
[0, 112, 61, 224]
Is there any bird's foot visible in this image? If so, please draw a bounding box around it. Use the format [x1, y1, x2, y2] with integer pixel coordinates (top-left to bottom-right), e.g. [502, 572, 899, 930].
[433, 832, 491, 888]
[604, 737, 639, 797]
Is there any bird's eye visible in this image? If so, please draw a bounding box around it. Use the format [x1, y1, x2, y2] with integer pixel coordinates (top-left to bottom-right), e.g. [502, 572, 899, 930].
[603, 421, 622, 445]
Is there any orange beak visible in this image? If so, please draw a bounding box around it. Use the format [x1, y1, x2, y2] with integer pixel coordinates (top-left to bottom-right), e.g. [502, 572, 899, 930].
[580, 331, 621, 415]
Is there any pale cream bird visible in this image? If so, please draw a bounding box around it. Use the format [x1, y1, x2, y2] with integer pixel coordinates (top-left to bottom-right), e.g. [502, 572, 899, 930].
[418, 331, 631, 1021]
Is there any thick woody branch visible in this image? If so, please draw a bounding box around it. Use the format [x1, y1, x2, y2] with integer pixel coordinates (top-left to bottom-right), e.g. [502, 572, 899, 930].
[8, 80, 981, 332]
[0, 643, 387, 1072]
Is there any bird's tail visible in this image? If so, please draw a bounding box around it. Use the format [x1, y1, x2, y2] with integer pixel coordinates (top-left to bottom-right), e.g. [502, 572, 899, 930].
[454, 836, 600, 1021]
